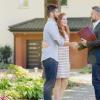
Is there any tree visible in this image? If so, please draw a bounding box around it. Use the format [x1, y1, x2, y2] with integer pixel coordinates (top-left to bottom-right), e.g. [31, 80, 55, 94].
[61, 0, 67, 5]
[0, 46, 12, 64]
[48, 0, 67, 5]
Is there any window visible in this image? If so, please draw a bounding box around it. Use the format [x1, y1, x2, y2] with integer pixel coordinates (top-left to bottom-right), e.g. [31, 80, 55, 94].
[19, 0, 29, 8]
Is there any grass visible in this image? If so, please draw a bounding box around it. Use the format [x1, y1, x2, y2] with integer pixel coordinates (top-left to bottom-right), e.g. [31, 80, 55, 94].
[80, 66, 92, 74]
[68, 80, 79, 89]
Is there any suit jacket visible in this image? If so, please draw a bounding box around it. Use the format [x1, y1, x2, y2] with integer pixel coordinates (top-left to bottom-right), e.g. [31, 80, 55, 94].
[79, 22, 100, 64]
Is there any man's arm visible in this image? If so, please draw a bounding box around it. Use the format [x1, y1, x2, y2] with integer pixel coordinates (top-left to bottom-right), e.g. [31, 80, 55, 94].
[87, 40, 100, 47]
[80, 35, 100, 48]
[48, 22, 68, 46]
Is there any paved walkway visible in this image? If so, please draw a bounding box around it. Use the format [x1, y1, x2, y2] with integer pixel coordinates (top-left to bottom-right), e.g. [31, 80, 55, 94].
[62, 85, 95, 100]
[62, 71, 96, 100]
[39, 70, 96, 100]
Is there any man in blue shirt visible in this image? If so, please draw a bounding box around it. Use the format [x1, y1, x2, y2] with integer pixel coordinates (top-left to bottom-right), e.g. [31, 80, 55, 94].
[41, 4, 74, 100]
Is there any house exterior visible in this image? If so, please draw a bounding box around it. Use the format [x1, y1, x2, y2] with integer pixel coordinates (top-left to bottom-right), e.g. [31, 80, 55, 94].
[0, 0, 44, 62]
[0, 0, 100, 68]
[9, 17, 92, 69]
[61, 0, 100, 17]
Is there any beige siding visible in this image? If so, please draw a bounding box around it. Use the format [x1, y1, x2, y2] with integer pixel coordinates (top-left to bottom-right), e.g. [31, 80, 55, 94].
[61, 0, 100, 17]
[0, 0, 44, 62]
[0, 0, 44, 47]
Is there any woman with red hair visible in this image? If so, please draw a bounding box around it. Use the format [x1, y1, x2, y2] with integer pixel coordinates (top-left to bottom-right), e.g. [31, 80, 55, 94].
[42, 13, 76, 100]
[53, 13, 70, 100]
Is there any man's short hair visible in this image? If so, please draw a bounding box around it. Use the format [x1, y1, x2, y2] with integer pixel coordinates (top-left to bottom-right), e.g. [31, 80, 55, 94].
[47, 4, 58, 14]
[92, 6, 100, 13]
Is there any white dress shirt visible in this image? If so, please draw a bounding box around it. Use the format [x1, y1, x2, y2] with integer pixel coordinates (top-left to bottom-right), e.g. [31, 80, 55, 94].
[41, 18, 65, 61]
[93, 20, 100, 29]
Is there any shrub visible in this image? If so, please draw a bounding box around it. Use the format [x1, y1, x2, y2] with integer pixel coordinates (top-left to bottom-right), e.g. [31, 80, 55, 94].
[68, 80, 79, 89]
[0, 46, 12, 64]
[80, 66, 92, 74]
[8, 64, 30, 79]
[61, 0, 67, 5]
[3, 64, 44, 100]
[15, 79, 43, 100]
[5, 90, 21, 100]
[0, 78, 12, 90]
[48, 0, 67, 5]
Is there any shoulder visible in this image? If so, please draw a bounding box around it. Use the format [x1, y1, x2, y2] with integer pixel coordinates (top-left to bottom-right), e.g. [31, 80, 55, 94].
[47, 20, 56, 26]
[97, 22, 100, 27]
[96, 22, 100, 32]
[97, 22, 100, 28]
[45, 20, 58, 31]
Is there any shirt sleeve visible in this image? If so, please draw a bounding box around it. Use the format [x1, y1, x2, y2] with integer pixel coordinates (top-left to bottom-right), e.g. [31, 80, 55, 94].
[47, 22, 65, 46]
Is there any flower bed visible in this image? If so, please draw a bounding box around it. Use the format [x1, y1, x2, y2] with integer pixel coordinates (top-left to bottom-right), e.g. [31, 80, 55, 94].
[0, 64, 43, 100]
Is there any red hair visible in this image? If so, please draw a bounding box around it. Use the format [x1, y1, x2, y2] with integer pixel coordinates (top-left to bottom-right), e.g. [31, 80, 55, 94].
[56, 13, 70, 38]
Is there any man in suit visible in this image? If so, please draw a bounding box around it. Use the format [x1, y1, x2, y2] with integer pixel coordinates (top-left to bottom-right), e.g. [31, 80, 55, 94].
[80, 6, 100, 100]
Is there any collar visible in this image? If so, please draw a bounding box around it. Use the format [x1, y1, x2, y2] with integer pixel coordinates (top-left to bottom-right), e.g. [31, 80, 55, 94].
[93, 20, 100, 29]
[48, 18, 55, 21]
[48, 18, 57, 24]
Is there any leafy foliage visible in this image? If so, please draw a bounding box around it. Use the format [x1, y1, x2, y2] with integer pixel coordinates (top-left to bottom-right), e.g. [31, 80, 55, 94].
[0, 78, 12, 90]
[16, 79, 43, 99]
[0, 45, 12, 66]
[80, 66, 92, 74]
[8, 64, 30, 78]
[68, 80, 79, 89]
[61, 0, 67, 5]
[0, 64, 44, 100]
[48, 0, 67, 5]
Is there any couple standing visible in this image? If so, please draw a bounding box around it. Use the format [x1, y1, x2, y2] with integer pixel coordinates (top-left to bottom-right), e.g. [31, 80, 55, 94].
[41, 4, 76, 100]
[41, 4, 100, 100]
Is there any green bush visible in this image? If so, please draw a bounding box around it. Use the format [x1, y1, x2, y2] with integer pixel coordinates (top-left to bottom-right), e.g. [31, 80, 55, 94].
[5, 90, 21, 100]
[0, 78, 12, 90]
[48, 0, 67, 5]
[68, 80, 79, 89]
[0, 64, 9, 69]
[61, 0, 67, 5]
[16, 80, 43, 99]
[0, 64, 44, 100]
[0, 64, 81, 99]
[80, 66, 92, 74]
[8, 64, 30, 79]
[0, 45, 12, 64]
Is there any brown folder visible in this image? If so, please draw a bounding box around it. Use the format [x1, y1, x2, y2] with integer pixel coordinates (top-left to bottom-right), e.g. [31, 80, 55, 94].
[77, 27, 96, 41]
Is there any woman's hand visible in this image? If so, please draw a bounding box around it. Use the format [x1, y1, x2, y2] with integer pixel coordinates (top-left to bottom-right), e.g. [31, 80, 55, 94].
[64, 41, 79, 49]
[42, 41, 49, 48]
[69, 42, 79, 49]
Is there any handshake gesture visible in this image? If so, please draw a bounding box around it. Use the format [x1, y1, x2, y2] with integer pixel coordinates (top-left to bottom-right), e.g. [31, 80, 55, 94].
[42, 38, 87, 50]
[69, 38, 87, 49]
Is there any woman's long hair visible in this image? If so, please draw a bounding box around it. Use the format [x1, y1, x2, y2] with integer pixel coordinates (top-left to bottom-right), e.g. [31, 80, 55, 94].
[56, 13, 70, 38]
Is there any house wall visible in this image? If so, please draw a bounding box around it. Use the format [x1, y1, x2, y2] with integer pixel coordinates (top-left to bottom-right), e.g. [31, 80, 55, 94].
[14, 32, 87, 69]
[69, 32, 88, 69]
[61, 0, 100, 17]
[0, 0, 44, 62]
[14, 32, 43, 68]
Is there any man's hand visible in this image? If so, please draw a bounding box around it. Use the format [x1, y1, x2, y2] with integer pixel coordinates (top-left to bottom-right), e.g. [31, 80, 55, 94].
[70, 42, 79, 49]
[81, 38, 87, 46]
